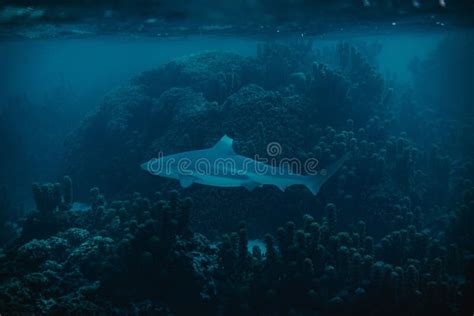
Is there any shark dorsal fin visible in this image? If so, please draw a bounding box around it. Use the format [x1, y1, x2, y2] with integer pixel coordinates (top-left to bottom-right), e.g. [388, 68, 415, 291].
[213, 135, 235, 155]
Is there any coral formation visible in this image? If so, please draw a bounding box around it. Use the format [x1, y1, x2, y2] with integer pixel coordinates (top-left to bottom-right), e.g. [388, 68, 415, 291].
[1, 184, 217, 314]
[1, 181, 472, 315]
[64, 42, 390, 236]
[1, 39, 473, 315]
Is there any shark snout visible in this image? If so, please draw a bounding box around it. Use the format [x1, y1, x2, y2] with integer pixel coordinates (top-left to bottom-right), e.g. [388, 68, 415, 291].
[141, 158, 163, 175]
[140, 162, 149, 171]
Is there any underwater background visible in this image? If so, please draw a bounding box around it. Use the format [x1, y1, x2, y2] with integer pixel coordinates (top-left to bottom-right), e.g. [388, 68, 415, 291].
[0, 1, 473, 315]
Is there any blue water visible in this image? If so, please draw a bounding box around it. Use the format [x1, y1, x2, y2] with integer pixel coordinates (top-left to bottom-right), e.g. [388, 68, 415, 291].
[0, 4, 473, 315]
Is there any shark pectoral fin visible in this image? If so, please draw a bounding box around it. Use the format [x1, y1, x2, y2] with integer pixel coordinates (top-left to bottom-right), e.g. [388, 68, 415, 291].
[179, 176, 195, 188]
[243, 181, 260, 191]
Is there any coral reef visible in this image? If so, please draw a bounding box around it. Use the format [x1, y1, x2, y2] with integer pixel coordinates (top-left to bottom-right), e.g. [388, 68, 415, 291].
[0, 180, 472, 315]
[64, 42, 391, 237]
[134, 51, 260, 103]
[1, 185, 217, 314]
[2, 39, 473, 315]
[215, 208, 471, 315]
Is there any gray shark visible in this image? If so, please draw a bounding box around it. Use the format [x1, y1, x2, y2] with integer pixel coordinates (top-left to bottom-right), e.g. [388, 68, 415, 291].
[141, 135, 347, 195]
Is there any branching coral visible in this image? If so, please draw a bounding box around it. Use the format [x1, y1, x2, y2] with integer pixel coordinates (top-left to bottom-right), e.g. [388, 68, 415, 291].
[1, 170, 472, 315]
[215, 200, 469, 315]
[1, 183, 217, 315]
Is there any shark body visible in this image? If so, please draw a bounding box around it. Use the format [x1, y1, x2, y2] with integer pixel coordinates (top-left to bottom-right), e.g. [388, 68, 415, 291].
[141, 135, 347, 195]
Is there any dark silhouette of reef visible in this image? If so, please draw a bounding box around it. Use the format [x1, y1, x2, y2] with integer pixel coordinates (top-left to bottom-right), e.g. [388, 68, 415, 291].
[0, 177, 473, 315]
[1, 183, 217, 314]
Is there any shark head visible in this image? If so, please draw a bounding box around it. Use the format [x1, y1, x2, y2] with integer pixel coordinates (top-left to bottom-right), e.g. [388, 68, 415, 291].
[140, 161, 150, 171]
[141, 158, 166, 176]
[141, 156, 182, 179]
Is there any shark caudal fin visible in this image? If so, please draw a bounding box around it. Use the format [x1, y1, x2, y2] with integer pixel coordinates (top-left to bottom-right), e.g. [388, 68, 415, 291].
[305, 153, 349, 195]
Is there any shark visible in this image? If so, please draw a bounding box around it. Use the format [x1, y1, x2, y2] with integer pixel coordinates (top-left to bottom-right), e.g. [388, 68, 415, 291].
[141, 135, 347, 195]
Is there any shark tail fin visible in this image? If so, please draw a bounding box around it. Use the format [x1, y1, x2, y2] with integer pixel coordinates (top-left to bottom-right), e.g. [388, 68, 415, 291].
[305, 153, 349, 195]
